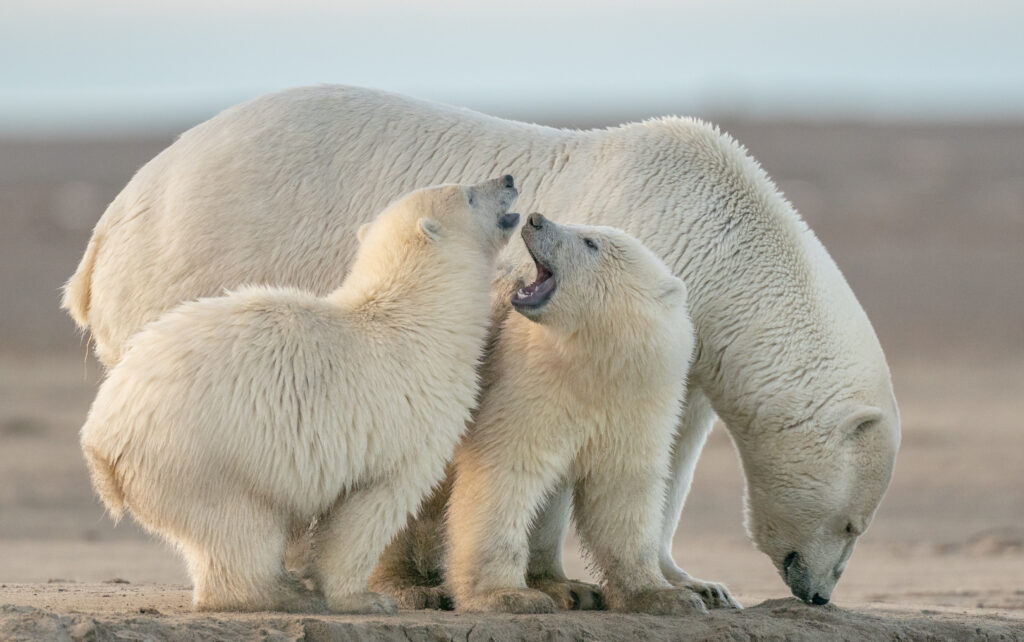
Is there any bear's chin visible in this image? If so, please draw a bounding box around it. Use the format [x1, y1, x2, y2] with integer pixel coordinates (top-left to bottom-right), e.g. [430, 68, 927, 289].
[511, 299, 550, 322]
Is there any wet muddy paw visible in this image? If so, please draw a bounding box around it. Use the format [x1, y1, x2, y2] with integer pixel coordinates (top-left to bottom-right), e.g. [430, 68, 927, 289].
[463, 587, 557, 613]
[327, 590, 398, 614]
[530, 577, 604, 610]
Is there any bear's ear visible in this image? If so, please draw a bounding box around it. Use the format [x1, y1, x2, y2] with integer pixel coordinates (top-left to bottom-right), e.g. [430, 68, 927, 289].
[657, 276, 687, 306]
[418, 217, 443, 242]
[357, 223, 371, 244]
[838, 405, 884, 438]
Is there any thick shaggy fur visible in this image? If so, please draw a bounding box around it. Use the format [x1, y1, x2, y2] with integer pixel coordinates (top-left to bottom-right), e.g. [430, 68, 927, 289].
[65, 85, 900, 605]
[447, 218, 704, 615]
[78, 179, 517, 612]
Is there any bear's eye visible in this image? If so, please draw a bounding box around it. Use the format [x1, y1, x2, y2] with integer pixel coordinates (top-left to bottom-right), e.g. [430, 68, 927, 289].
[583, 238, 598, 251]
[845, 522, 856, 535]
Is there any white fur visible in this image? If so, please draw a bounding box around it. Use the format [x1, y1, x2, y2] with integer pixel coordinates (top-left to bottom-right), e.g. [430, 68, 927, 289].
[447, 220, 706, 616]
[65, 85, 900, 604]
[79, 180, 515, 612]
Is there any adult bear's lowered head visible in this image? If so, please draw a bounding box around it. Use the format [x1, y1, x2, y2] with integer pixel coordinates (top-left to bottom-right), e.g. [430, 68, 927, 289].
[735, 387, 899, 605]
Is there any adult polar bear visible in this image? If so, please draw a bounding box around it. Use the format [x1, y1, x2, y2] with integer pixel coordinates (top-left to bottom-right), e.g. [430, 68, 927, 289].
[64, 85, 899, 606]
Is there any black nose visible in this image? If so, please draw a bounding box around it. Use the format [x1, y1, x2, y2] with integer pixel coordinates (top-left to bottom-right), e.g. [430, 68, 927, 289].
[527, 213, 545, 229]
[498, 212, 520, 230]
[503, 174, 515, 189]
[811, 593, 829, 606]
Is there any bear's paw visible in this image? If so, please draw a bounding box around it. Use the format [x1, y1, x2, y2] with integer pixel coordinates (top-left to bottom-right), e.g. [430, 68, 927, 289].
[326, 590, 399, 614]
[529, 577, 604, 611]
[668, 574, 742, 609]
[462, 588, 557, 614]
[390, 585, 454, 611]
[613, 587, 708, 616]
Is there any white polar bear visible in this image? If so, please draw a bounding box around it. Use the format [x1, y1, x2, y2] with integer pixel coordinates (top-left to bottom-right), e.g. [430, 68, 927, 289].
[64, 85, 900, 605]
[447, 214, 703, 615]
[78, 177, 520, 613]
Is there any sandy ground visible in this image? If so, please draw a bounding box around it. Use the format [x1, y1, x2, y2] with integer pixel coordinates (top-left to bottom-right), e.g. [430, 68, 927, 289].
[1, 121, 1023, 639]
[3, 585, 1023, 641]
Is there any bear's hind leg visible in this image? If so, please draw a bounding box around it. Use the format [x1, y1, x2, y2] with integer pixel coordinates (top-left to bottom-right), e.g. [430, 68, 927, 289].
[311, 466, 437, 614]
[369, 477, 454, 610]
[184, 502, 322, 613]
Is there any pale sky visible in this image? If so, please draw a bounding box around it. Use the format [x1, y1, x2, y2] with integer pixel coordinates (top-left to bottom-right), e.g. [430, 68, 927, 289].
[2, 0, 1023, 133]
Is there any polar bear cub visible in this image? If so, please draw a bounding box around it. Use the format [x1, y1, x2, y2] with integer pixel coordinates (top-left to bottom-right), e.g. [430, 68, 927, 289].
[447, 214, 704, 615]
[79, 176, 520, 613]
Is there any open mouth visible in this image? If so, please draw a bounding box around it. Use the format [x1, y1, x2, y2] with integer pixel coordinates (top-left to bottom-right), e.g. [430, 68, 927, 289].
[511, 247, 557, 310]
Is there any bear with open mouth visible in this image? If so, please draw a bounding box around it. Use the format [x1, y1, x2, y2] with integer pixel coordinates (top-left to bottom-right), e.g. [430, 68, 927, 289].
[445, 214, 705, 615]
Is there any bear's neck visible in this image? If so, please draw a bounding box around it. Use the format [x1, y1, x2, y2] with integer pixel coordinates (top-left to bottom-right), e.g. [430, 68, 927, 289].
[330, 248, 493, 352]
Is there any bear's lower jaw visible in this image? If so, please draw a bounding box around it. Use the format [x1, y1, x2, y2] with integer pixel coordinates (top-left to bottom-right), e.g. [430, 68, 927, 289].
[511, 275, 557, 311]
[512, 247, 557, 311]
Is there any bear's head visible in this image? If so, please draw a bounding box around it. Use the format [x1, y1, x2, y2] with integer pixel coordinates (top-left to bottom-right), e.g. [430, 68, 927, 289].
[357, 175, 520, 264]
[737, 398, 899, 605]
[510, 213, 688, 335]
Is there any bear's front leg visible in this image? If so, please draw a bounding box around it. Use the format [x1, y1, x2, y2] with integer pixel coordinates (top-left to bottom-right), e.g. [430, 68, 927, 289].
[659, 387, 742, 609]
[574, 455, 707, 616]
[446, 446, 567, 613]
[526, 478, 604, 610]
[311, 466, 436, 614]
